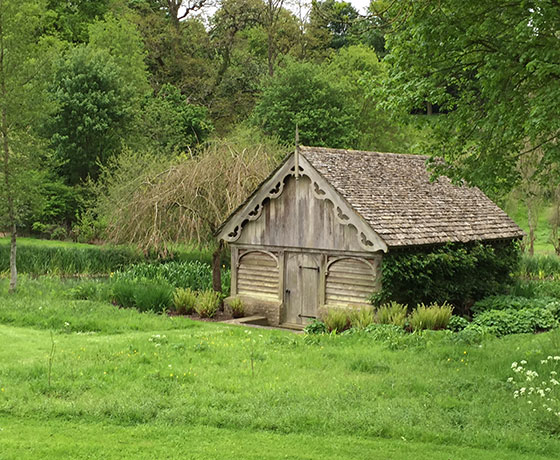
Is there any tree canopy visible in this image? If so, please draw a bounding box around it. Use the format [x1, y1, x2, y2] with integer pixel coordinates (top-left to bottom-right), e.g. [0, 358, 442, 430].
[384, 0, 560, 194]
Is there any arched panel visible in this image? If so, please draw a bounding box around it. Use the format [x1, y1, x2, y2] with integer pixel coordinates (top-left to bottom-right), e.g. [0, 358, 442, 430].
[237, 250, 279, 299]
[325, 257, 376, 306]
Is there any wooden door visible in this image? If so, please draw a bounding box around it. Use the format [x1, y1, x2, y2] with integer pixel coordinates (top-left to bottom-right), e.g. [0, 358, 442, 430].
[283, 253, 321, 326]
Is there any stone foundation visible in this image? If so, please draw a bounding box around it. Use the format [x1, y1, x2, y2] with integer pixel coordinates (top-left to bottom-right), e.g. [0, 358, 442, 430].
[224, 295, 282, 326]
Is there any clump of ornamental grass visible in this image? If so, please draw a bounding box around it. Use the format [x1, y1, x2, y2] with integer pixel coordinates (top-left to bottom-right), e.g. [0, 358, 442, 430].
[195, 290, 221, 318]
[322, 308, 351, 333]
[173, 288, 197, 315]
[375, 301, 408, 327]
[229, 297, 245, 318]
[350, 307, 375, 330]
[409, 302, 453, 331]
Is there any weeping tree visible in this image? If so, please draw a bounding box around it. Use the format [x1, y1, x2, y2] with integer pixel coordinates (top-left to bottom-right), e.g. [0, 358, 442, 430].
[97, 129, 287, 291]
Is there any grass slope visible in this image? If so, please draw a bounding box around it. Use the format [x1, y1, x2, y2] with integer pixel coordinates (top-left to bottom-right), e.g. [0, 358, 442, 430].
[506, 201, 556, 255]
[1, 278, 560, 458]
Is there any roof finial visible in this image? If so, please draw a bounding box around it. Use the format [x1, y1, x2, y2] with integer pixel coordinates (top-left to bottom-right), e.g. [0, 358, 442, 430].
[295, 123, 300, 180]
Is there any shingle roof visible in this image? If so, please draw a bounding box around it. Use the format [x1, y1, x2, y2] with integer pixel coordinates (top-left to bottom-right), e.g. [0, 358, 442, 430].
[301, 146, 524, 247]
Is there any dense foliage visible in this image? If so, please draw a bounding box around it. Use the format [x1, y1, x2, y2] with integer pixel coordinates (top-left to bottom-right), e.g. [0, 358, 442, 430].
[372, 241, 521, 310]
[385, 0, 560, 193]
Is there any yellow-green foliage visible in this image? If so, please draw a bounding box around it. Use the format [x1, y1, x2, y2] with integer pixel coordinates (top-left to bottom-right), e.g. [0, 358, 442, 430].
[409, 302, 453, 331]
[350, 307, 375, 330]
[375, 301, 408, 327]
[322, 308, 351, 333]
[195, 290, 221, 318]
[229, 297, 245, 318]
[173, 288, 197, 315]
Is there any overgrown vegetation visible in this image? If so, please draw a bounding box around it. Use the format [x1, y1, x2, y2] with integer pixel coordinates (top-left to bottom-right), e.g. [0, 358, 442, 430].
[372, 241, 520, 310]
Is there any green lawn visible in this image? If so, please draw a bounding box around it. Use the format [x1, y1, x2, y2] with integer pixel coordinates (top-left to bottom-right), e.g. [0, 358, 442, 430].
[506, 200, 556, 255]
[1, 278, 560, 458]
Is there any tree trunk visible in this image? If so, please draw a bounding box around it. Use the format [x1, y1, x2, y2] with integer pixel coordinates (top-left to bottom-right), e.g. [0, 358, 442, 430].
[9, 221, 16, 292]
[212, 240, 224, 293]
[527, 203, 536, 257]
[426, 101, 433, 115]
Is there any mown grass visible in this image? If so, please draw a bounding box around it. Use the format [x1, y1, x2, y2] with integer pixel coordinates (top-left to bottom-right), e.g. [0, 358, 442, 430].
[1, 278, 560, 458]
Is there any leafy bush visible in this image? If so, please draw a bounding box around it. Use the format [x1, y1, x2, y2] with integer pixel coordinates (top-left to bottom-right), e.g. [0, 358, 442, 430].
[372, 241, 520, 309]
[111, 279, 138, 309]
[133, 282, 173, 313]
[408, 302, 453, 331]
[229, 297, 245, 318]
[363, 323, 406, 341]
[173, 288, 197, 315]
[304, 319, 328, 335]
[472, 295, 559, 315]
[451, 324, 492, 345]
[473, 308, 557, 337]
[350, 307, 375, 329]
[322, 308, 351, 333]
[69, 279, 111, 303]
[375, 302, 407, 327]
[447, 315, 469, 332]
[195, 290, 221, 318]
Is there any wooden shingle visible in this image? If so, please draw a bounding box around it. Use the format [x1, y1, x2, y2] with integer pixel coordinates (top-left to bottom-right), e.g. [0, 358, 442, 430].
[301, 146, 524, 247]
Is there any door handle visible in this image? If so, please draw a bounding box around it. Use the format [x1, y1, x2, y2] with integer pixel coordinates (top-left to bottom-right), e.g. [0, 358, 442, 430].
[285, 289, 290, 294]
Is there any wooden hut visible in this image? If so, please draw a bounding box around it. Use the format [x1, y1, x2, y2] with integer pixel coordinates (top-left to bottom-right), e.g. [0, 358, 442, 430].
[216, 146, 524, 328]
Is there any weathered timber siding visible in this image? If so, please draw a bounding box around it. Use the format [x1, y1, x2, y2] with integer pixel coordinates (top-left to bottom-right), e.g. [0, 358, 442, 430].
[237, 250, 279, 299]
[236, 176, 365, 252]
[325, 257, 380, 306]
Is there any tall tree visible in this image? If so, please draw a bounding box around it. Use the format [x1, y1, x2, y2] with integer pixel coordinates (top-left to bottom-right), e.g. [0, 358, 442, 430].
[48, 45, 134, 185]
[252, 58, 359, 147]
[384, 0, 560, 195]
[0, 0, 56, 291]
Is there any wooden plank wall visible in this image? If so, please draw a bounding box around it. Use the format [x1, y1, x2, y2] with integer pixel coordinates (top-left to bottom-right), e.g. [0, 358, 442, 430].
[325, 257, 378, 306]
[237, 250, 280, 299]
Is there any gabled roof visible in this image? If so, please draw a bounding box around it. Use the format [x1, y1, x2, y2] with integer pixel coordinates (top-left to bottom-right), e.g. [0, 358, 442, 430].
[216, 145, 524, 250]
[301, 146, 524, 247]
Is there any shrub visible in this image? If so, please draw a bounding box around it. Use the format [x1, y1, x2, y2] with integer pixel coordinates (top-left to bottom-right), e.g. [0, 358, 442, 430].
[472, 295, 559, 315]
[304, 319, 328, 335]
[322, 308, 351, 333]
[375, 301, 407, 327]
[447, 315, 469, 332]
[350, 307, 375, 329]
[69, 280, 112, 303]
[173, 288, 197, 315]
[363, 323, 405, 341]
[473, 308, 557, 337]
[452, 324, 492, 345]
[371, 240, 520, 309]
[195, 290, 221, 318]
[133, 282, 173, 313]
[409, 302, 453, 331]
[111, 279, 138, 309]
[229, 297, 245, 318]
